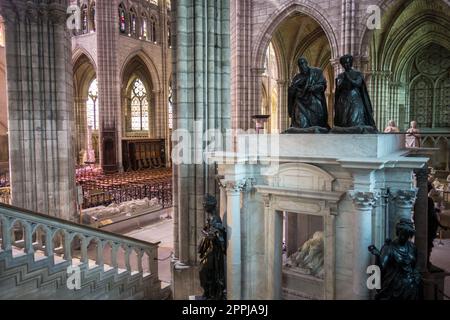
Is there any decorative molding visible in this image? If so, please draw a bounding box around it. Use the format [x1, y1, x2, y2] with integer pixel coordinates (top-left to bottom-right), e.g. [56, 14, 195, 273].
[393, 189, 418, 208]
[348, 191, 379, 209]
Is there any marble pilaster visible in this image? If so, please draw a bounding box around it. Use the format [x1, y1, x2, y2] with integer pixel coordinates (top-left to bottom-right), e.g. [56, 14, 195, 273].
[349, 191, 378, 300]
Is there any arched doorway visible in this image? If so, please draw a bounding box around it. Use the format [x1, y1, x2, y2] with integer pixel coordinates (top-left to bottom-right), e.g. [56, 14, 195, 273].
[257, 12, 335, 132]
[73, 53, 98, 166]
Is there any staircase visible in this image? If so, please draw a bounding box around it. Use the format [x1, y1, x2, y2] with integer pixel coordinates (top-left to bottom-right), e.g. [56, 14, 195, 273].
[0, 203, 167, 300]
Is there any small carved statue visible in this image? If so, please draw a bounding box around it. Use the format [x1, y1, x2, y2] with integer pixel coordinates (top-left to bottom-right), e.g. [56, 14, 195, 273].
[198, 194, 226, 300]
[286, 57, 330, 133]
[368, 219, 422, 300]
[333, 54, 377, 133]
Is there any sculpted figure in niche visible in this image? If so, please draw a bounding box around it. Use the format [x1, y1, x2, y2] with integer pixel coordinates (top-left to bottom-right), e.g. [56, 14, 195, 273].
[333, 54, 377, 133]
[285, 231, 324, 278]
[286, 57, 330, 133]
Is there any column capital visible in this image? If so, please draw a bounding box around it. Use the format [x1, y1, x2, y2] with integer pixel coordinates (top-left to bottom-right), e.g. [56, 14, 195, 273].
[261, 193, 271, 208]
[221, 178, 253, 193]
[393, 189, 417, 208]
[349, 191, 379, 209]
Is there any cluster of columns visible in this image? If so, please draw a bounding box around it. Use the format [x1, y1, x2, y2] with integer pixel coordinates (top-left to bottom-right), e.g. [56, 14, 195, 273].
[171, 0, 231, 298]
[0, 0, 76, 220]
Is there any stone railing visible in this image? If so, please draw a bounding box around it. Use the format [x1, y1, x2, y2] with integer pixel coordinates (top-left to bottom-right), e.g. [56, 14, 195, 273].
[419, 132, 450, 171]
[0, 203, 159, 278]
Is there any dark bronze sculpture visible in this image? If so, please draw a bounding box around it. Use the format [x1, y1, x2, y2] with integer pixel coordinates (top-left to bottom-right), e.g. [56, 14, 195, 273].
[368, 219, 422, 300]
[286, 57, 330, 133]
[198, 194, 226, 300]
[333, 54, 377, 133]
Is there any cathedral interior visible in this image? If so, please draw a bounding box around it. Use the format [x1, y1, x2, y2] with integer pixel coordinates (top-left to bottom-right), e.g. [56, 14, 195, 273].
[0, 0, 449, 301]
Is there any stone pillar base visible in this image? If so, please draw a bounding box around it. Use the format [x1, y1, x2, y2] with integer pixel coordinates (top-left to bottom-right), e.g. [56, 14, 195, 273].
[171, 261, 203, 300]
[422, 271, 450, 300]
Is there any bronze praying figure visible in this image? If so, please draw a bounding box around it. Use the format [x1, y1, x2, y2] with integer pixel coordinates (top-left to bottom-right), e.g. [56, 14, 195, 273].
[333, 54, 377, 133]
[286, 57, 330, 133]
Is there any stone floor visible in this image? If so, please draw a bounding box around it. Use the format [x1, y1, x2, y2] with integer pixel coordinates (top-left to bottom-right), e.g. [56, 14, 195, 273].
[125, 212, 174, 286]
[430, 238, 450, 299]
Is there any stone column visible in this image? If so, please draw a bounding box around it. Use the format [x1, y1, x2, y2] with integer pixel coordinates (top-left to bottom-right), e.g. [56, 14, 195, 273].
[225, 180, 244, 300]
[277, 80, 289, 132]
[0, 0, 76, 220]
[391, 189, 417, 238]
[414, 168, 429, 272]
[262, 194, 282, 300]
[96, 0, 120, 173]
[171, 0, 231, 299]
[230, 0, 252, 131]
[74, 97, 88, 164]
[349, 191, 378, 299]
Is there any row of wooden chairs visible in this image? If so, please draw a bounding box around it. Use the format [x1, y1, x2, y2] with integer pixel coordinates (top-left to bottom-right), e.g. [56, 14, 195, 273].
[79, 168, 173, 209]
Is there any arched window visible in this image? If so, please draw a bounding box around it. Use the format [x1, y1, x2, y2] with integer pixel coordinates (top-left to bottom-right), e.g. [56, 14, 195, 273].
[118, 3, 127, 33]
[0, 17, 4, 47]
[81, 4, 89, 34]
[168, 79, 173, 129]
[141, 14, 148, 40]
[130, 8, 137, 37]
[87, 79, 99, 130]
[167, 21, 172, 47]
[90, 1, 96, 32]
[150, 16, 157, 43]
[130, 79, 149, 131]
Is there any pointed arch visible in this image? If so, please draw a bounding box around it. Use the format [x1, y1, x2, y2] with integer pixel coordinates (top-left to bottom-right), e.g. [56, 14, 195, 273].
[252, 2, 339, 71]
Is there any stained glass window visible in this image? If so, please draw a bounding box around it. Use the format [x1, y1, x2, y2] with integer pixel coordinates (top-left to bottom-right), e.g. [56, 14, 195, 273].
[167, 22, 171, 47]
[87, 79, 99, 130]
[0, 18, 4, 47]
[168, 79, 173, 129]
[130, 9, 137, 36]
[130, 79, 149, 131]
[81, 4, 88, 34]
[141, 14, 148, 39]
[119, 4, 126, 33]
[90, 2, 96, 32]
[150, 16, 156, 42]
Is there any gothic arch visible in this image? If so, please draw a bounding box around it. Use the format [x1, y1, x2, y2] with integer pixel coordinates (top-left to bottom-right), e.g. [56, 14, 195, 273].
[121, 53, 159, 137]
[72, 50, 97, 99]
[120, 50, 161, 92]
[252, 1, 339, 70]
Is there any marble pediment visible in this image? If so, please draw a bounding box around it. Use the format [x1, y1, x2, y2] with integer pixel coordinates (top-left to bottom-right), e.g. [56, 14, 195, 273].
[264, 163, 335, 192]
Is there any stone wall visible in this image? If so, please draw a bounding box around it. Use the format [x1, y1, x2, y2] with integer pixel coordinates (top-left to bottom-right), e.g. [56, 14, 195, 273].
[0, 0, 76, 220]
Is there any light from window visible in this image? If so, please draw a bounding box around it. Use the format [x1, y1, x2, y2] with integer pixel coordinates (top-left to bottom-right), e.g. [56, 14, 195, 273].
[142, 15, 148, 39]
[90, 2, 96, 32]
[87, 79, 99, 130]
[131, 79, 149, 131]
[81, 4, 88, 34]
[0, 19, 4, 47]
